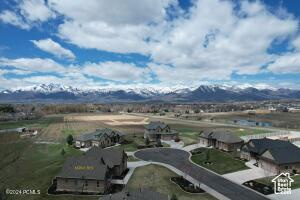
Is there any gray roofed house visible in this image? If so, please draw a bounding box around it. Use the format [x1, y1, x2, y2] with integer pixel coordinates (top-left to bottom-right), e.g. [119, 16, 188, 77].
[144, 121, 178, 141]
[199, 130, 243, 151]
[75, 128, 124, 149]
[241, 138, 300, 174]
[100, 189, 169, 200]
[54, 146, 127, 194]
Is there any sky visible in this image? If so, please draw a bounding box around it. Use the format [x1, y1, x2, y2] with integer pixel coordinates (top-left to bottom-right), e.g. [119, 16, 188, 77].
[0, 0, 300, 90]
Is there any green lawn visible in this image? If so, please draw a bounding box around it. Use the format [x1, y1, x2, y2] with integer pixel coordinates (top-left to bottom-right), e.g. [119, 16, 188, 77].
[128, 164, 216, 200]
[0, 140, 95, 200]
[179, 131, 200, 146]
[255, 175, 300, 190]
[0, 116, 63, 130]
[191, 148, 249, 174]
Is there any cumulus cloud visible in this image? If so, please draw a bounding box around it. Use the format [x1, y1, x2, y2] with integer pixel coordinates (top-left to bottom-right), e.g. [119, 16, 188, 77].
[49, 0, 178, 54]
[0, 0, 54, 29]
[19, 0, 55, 22]
[31, 38, 75, 60]
[267, 53, 300, 74]
[83, 61, 152, 83]
[0, 57, 65, 73]
[0, 10, 30, 30]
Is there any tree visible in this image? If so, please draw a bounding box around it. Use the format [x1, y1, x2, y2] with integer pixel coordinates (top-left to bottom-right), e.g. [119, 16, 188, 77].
[61, 148, 66, 156]
[170, 193, 178, 200]
[156, 139, 162, 147]
[145, 137, 150, 145]
[66, 134, 74, 145]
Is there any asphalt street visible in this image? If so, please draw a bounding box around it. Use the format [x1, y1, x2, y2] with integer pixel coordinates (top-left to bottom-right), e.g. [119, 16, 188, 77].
[135, 148, 270, 200]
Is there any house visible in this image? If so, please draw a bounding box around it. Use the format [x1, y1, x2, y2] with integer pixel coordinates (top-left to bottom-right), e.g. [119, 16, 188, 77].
[0, 127, 37, 138]
[241, 138, 300, 174]
[144, 121, 178, 141]
[199, 130, 244, 151]
[272, 173, 294, 194]
[100, 189, 169, 200]
[75, 128, 124, 148]
[55, 147, 127, 194]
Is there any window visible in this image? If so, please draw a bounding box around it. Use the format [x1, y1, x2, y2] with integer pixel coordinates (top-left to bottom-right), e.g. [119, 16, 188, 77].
[285, 166, 289, 169]
[75, 179, 78, 185]
[65, 179, 68, 183]
[85, 180, 88, 186]
[97, 181, 100, 187]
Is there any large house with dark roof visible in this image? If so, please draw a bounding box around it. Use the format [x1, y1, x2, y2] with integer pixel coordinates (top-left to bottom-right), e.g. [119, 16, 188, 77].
[241, 138, 300, 174]
[144, 121, 178, 141]
[199, 130, 244, 151]
[75, 128, 124, 148]
[100, 189, 169, 200]
[55, 147, 127, 194]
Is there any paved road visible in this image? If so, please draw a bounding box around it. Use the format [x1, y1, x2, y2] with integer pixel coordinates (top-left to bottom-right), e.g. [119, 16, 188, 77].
[135, 148, 270, 200]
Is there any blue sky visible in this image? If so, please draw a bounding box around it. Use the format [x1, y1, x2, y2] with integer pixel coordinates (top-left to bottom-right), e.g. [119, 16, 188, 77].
[0, 0, 300, 90]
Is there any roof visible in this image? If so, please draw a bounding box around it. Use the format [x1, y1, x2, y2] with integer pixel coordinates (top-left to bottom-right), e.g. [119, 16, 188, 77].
[100, 189, 168, 200]
[85, 146, 126, 167]
[57, 147, 126, 179]
[211, 131, 243, 143]
[145, 121, 168, 130]
[243, 138, 295, 154]
[56, 155, 107, 180]
[200, 130, 213, 138]
[260, 144, 300, 165]
[200, 130, 243, 143]
[76, 128, 124, 142]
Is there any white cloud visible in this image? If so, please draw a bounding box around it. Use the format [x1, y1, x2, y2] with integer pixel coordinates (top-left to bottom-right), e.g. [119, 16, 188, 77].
[20, 0, 55, 22]
[83, 61, 152, 83]
[49, 0, 177, 54]
[0, 57, 65, 73]
[267, 53, 300, 74]
[31, 38, 75, 60]
[0, 10, 29, 29]
[0, 0, 54, 29]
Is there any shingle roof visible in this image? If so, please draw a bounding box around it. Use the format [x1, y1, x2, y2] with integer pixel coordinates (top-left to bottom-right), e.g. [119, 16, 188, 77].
[200, 130, 213, 138]
[76, 128, 123, 142]
[57, 147, 126, 179]
[245, 138, 294, 154]
[200, 130, 242, 143]
[211, 131, 243, 143]
[260, 142, 300, 164]
[100, 189, 168, 200]
[145, 121, 168, 130]
[57, 156, 107, 180]
[85, 147, 125, 167]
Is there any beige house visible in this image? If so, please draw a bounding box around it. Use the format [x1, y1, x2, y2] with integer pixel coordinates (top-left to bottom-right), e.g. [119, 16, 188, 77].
[55, 147, 127, 194]
[75, 128, 124, 148]
[144, 121, 178, 141]
[199, 130, 244, 151]
[241, 138, 300, 174]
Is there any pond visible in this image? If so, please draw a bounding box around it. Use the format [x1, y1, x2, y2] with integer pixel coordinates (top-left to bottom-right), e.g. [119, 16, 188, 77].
[233, 119, 272, 127]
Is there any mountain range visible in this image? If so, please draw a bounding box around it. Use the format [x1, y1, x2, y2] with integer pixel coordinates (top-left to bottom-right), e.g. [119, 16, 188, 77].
[0, 83, 299, 103]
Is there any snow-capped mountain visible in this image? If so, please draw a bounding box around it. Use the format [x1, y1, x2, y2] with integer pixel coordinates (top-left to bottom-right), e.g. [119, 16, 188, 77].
[0, 83, 299, 102]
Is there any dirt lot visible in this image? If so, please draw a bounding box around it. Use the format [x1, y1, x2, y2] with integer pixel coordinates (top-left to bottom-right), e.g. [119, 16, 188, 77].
[64, 114, 149, 126]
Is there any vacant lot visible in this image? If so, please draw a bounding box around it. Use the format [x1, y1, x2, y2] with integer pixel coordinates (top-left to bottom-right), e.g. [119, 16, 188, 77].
[64, 114, 149, 126]
[128, 164, 216, 200]
[191, 148, 249, 174]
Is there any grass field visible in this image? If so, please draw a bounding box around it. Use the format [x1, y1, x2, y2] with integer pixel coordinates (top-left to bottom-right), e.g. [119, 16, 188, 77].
[255, 175, 300, 190]
[0, 138, 94, 200]
[191, 148, 249, 174]
[127, 164, 216, 200]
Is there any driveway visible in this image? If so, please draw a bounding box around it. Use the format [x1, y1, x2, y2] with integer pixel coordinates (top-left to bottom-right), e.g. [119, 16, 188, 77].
[135, 148, 270, 200]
